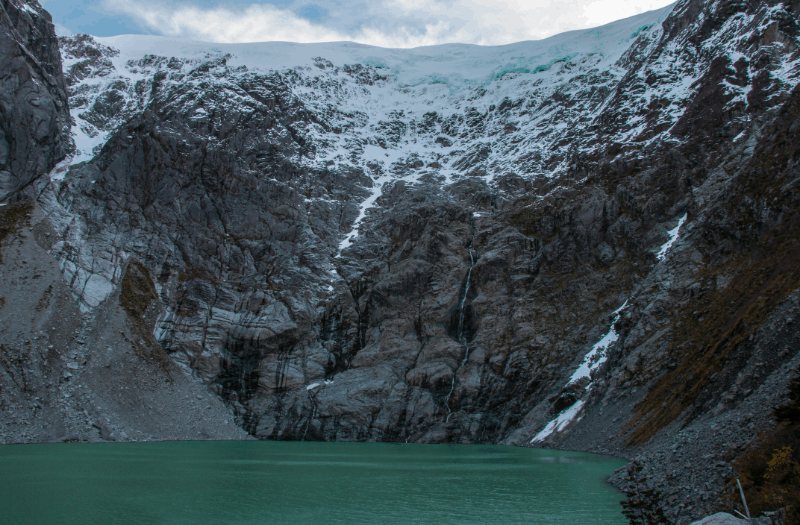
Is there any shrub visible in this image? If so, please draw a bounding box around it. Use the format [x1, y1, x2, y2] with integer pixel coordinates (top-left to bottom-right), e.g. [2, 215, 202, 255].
[730, 366, 800, 524]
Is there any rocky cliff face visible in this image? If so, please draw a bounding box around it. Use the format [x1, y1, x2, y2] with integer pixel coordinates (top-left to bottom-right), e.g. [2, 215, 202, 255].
[0, 0, 69, 201]
[2, 0, 800, 522]
[0, 1, 250, 446]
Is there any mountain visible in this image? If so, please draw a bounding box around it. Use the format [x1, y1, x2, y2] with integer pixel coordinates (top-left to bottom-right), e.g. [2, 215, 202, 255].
[0, 0, 68, 200]
[2, 0, 800, 521]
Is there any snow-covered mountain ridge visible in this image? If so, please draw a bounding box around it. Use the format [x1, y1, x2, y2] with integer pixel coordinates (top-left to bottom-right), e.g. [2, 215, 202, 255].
[62, 1, 799, 181]
[63, 8, 672, 177]
[52, 0, 799, 309]
[2, 0, 800, 522]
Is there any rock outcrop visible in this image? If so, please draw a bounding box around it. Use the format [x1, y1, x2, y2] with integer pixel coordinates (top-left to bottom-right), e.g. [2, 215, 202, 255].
[0, 0, 249, 445]
[691, 513, 751, 525]
[1, 0, 800, 522]
[0, 0, 69, 201]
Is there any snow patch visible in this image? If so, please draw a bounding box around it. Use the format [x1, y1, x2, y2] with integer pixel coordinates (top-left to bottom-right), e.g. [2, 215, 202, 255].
[531, 400, 586, 443]
[657, 213, 687, 261]
[567, 301, 628, 386]
[532, 301, 628, 444]
[337, 173, 392, 256]
[48, 156, 74, 182]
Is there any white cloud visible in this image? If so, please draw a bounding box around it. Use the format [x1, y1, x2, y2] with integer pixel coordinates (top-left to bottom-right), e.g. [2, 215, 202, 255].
[583, 0, 675, 27]
[54, 23, 74, 36]
[107, 2, 349, 44]
[100, 0, 677, 47]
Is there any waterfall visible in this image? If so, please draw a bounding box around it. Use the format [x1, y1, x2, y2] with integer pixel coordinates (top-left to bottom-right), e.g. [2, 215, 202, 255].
[302, 401, 317, 441]
[445, 246, 475, 422]
[457, 249, 474, 346]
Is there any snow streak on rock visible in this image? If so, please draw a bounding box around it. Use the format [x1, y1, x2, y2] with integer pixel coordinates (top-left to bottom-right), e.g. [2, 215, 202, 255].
[568, 301, 629, 386]
[531, 400, 586, 443]
[532, 301, 628, 443]
[337, 174, 391, 256]
[657, 213, 688, 261]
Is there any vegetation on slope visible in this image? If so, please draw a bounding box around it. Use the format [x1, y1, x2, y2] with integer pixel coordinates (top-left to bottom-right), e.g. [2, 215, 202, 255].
[728, 365, 800, 524]
[627, 83, 800, 445]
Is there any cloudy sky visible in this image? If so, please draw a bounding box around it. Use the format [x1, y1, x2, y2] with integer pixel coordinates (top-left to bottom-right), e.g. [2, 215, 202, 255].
[41, 0, 675, 47]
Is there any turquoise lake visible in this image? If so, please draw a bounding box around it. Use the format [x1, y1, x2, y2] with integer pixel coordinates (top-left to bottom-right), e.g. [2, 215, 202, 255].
[0, 441, 627, 524]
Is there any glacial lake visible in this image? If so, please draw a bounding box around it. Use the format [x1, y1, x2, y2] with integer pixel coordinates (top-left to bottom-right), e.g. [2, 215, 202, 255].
[0, 441, 627, 524]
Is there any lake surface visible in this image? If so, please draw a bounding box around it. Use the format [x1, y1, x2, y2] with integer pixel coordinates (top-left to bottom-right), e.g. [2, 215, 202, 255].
[0, 441, 627, 524]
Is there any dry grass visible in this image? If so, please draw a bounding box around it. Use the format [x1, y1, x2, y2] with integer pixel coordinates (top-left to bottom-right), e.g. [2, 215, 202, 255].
[120, 259, 157, 318]
[626, 222, 800, 444]
[119, 259, 172, 373]
[0, 200, 33, 263]
[727, 424, 800, 523]
[178, 266, 219, 284]
[625, 85, 800, 444]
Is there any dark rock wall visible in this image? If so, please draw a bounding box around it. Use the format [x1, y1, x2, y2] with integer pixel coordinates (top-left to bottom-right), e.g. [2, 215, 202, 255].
[0, 0, 69, 201]
[44, 0, 800, 456]
[0, 1, 249, 446]
[558, 81, 800, 522]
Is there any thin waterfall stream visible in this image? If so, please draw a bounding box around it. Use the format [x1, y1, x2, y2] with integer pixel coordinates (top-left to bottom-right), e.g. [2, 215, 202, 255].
[445, 243, 476, 422]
